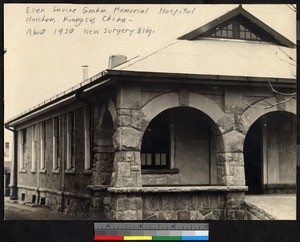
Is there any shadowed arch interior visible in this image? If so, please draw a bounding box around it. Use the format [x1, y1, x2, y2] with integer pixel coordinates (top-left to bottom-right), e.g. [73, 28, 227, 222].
[141, 107, 223, 185]
[244, 111, 296, 194]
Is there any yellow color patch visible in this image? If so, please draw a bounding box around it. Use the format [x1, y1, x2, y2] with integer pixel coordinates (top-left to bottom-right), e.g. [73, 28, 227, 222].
[124, 236, 152, 240]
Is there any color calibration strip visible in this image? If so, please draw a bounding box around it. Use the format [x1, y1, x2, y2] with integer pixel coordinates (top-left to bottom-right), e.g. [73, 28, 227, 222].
[94, 223, 209, 241]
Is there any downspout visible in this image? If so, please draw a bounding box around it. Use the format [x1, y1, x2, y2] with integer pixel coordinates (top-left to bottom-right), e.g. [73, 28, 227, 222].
[5, 125, 18, 200]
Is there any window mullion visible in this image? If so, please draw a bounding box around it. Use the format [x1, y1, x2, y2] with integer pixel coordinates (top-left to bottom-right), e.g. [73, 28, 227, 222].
[233, 22, 239, 39]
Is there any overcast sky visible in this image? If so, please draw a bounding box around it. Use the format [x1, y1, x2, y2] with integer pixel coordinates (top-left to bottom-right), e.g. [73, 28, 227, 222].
[4, 4, 296, 123]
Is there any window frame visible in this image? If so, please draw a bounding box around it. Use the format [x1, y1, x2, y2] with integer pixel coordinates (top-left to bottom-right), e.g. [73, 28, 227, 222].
[40, 121, 46, 172]
[141, 111, 171, 170]
[66, 111, 75, 171]
[52, 116, 61, 172]
[19, 129, 26, 171]
[4, 142, 9, 158]
[31, 125, 36, 172]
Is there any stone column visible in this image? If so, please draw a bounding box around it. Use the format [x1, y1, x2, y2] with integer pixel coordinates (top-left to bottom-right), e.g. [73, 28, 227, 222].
[89, 101, 115, 219]
[110, 84, 146, 220]
[218, 130, 245, 186]
[217, 88, 246, 186]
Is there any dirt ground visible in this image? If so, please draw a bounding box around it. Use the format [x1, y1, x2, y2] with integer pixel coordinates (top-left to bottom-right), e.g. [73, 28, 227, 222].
[4, 197, 93, 220]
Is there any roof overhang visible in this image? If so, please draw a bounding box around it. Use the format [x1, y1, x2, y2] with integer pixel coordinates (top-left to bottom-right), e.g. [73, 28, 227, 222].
[5, 69, 296, 128]
[108, 69, 296, 86]
[5, 70, 111, 128]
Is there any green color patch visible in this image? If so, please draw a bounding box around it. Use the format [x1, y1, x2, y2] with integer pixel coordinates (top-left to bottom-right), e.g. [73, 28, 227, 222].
[153, 236, 181, 240]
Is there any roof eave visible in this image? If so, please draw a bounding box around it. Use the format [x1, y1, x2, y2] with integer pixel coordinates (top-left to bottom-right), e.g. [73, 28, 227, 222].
[107, 69, 296, 85]
[5, 70, 111, 128]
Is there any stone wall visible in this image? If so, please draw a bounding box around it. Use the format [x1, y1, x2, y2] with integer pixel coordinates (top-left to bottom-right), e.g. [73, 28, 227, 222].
[143, 192, 226, 220]
[15, 103, 92, 215]
[18, 186, 91, 216]
[108, 194, 143, 220]
[106, 187, 247, 220]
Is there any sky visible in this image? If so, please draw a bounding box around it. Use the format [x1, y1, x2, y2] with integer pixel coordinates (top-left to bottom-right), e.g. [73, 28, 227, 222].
[4, 4, 296, 125]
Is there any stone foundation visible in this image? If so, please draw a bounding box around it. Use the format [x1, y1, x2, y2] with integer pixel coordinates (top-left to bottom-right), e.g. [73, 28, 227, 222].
[108, 194, 143, 220]
[17, 186, 91, 216]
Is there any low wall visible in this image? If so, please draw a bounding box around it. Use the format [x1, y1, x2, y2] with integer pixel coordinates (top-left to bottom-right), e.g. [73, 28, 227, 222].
[107, 186, 248, 220]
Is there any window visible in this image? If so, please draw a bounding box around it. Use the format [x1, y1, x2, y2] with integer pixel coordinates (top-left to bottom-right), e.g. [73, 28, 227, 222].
[67, 112, 75, 170]
[19, 129, 26, 170]
[40, 122, 46, 170]
[141, 111, 170, 169]
[52, 117, 61, 171]
[211, 23, 233, 38]
[239, 24, 261, 40]
[4, 142, 9, 157]
[31, 126, 36, 171]
[84, 106, 91, 170]
[199, 15, 271, 42]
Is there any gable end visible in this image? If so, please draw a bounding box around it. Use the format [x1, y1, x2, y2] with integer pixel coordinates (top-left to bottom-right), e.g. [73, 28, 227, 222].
[178, 5, 295, 47]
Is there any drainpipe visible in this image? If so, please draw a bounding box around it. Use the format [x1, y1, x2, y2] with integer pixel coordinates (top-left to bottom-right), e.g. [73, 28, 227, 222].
[5, 125, 18, 200]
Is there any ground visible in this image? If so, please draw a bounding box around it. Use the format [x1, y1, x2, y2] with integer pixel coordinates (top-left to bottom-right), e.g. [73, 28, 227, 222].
[4, 197, 93, 220]
[245, 194, 296, 220]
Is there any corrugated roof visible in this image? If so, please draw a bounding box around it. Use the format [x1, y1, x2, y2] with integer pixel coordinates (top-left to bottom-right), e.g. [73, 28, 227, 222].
[113, 38, 296, 79]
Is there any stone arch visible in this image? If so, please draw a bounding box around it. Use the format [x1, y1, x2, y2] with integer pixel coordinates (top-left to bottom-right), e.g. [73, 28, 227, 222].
[240, 97, 296, 135]
[142, 92, 179, 123]
[141, 92, 225, 152]
[142, 92, 225, 128]
[189, 92, 224, 124]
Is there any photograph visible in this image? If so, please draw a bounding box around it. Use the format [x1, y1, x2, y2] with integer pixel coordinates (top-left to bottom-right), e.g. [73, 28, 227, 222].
[3, 3, 296, 221]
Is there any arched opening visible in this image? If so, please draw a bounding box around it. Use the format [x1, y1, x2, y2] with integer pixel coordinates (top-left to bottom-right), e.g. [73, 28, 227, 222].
[95, 109, 114, 141]
[141, 107, 223, 185]
[93, 108, 114, 186]
[244, 111, 296, 194]
[101, 111, 114, 139]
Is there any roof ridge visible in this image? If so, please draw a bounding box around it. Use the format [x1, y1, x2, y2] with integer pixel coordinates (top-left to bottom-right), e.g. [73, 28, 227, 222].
[119, 41, 179, 70]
